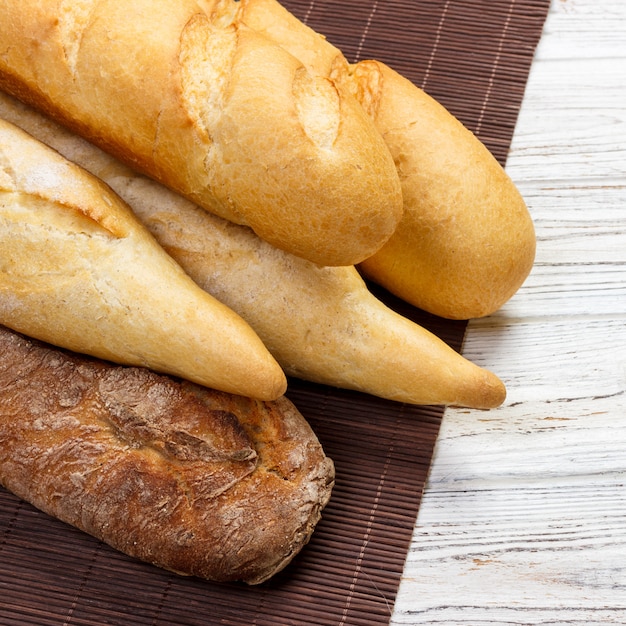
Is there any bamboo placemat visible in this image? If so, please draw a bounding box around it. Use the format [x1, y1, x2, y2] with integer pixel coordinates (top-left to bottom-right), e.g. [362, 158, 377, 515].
[0, 1, 550, 624]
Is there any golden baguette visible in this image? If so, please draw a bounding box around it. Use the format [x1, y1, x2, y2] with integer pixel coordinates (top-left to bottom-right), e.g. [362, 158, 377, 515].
[0, 0, 403, 267]
[0, 93, 505, 409]
[0, 325, 334, 584]
[0, 116, 286, 401]
[237, 0, 536, 319]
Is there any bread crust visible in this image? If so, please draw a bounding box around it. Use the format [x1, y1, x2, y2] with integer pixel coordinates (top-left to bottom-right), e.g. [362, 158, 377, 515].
[0, 92, 505, 409]
[0, 325, 334, 584]
[356, 61, 536, 319]
[238, 0, 536, 319]
[0, 116, 286, 401]
[0, 0, 403, 266]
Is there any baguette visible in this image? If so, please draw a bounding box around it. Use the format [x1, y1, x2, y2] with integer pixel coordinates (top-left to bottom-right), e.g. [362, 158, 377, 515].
[0, 93, 505, 409]
[0, 0, 403, 267]
[237, 0, 536, 319]
[0, 324, 334, 584]
[0, 116, 286, 401]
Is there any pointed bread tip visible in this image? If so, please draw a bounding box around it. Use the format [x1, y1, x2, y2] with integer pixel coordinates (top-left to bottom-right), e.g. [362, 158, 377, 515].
[457, 369, 507, 410]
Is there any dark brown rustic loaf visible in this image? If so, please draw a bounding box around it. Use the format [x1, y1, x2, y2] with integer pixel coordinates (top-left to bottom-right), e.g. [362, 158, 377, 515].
[0, 324, 334, 584]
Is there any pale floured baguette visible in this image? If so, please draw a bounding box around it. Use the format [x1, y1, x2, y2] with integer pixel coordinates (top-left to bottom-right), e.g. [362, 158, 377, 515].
[0, 93, 505, 409]
[0, 0, 403, 267]
[0, 325, 334, 584]
[0, 116, 286, 401]
[236, 0, 536, 319]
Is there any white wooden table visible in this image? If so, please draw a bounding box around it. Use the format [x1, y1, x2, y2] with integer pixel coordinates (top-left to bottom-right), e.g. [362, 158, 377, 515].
[391, 0, 626, 623]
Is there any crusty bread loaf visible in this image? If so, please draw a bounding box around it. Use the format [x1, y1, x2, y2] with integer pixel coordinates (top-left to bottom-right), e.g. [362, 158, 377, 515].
[0, 92, 505, 409]
[0, 0, 403, 267]
[0, 116, 286, 401]
[0, 324, 334, 584]
[355, 61, 536, 320]
[237, 0, 536, 319]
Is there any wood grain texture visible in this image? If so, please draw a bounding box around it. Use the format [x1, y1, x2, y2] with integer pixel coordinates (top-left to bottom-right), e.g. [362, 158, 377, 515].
[391, 0, 626, 623]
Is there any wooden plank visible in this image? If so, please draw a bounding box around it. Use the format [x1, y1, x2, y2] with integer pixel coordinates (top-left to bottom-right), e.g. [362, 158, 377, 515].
[392, 0, 626, 623]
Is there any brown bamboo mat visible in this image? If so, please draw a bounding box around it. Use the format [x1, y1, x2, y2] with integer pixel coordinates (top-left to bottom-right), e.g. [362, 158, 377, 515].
[0, 1, 550, 625]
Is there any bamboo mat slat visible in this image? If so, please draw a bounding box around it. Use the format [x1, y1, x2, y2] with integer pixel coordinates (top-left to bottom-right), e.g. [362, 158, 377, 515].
[0, 1, 550, 624]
